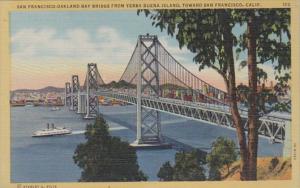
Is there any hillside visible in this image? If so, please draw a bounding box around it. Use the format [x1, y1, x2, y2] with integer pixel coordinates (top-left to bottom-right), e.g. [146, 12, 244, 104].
[13, 86, 64, 93]
[221, 157, 291, 180]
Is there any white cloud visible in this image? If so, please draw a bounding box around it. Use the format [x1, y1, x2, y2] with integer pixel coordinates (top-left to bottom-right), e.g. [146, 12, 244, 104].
[11, 26, 195, 87]
[11, 26, 136, 87]
[11, 27, 133, 60]
[159, 36, 192, 63]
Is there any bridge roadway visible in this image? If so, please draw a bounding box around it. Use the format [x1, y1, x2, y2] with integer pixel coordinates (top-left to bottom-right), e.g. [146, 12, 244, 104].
[80, 89, 290, 144]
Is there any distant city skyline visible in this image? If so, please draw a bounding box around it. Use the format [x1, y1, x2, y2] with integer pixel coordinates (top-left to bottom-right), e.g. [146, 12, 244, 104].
[11, 11, 278, 91]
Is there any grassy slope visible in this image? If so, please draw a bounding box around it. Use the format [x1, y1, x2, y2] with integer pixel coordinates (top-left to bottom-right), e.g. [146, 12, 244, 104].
[221, 157, 291, 180]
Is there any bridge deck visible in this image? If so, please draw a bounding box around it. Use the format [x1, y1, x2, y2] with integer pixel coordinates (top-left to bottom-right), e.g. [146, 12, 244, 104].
[87, 91, 290, 143]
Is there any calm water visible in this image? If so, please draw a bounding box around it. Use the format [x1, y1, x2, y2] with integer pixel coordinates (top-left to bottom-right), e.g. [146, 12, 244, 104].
[11, 105, 283, 182]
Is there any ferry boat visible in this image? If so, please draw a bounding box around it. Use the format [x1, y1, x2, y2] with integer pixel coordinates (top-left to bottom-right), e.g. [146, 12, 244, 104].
[32, 123, 72, 137]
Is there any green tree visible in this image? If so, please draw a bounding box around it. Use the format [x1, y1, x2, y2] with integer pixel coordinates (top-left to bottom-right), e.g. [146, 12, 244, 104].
[173, 150, 206, 181]
[273, 76, 291, 112]
[208, 167, 221, 181]
[237, 83, 278, 113]
[206, 137, 238, 177]
[73, 115, 147, 182]
[157, 150, 206, 181]
[236, 83, 250, 105]
[157, 161, 174, 181]
[138, 9, 290, 180]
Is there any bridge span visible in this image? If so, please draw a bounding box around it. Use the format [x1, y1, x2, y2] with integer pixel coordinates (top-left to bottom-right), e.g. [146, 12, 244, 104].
[64, 34, 291, 154]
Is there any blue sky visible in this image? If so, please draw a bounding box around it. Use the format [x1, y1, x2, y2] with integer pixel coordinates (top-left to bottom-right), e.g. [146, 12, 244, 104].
[10, 11, 274, 90]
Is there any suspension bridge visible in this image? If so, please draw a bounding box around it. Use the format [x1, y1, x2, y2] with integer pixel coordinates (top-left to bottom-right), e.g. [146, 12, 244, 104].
[64, 34, 291, 151]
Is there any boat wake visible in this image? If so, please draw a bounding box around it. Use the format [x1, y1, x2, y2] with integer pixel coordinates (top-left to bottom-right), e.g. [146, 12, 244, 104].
[71, 130, 85, 135]
[71, 126, 128, 135]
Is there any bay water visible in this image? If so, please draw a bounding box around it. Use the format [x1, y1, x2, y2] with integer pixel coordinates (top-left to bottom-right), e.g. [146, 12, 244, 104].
[11, 105, 282, 182]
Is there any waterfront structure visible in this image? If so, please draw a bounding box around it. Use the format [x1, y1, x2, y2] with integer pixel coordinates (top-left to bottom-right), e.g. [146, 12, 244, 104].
[11, 91, 64, 106]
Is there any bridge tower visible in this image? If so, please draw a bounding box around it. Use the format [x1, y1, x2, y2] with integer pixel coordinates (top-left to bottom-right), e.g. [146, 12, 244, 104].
[84, 63, 99, 119]
[77, 91, 86, 114]
[77, 86, 87, 114]
[65, 82, 71, 106]
[133, 34, 168, 147]
[70, 75, 80, 111]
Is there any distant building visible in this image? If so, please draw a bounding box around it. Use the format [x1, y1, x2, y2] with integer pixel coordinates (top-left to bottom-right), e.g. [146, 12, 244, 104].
[45, 92, 63, 105]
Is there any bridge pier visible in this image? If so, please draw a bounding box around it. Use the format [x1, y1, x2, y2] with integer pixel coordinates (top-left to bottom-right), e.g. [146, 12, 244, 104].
[65, 82, 71, 107]
[77, 91, 81, 113]
[84, 63, 100, 119]
[84, 95, 99, 119]
[131, 34, 171, 149]
[70, 75, 79, 111]
[82, 94, 87, 114]
[77, 92, 87, 114]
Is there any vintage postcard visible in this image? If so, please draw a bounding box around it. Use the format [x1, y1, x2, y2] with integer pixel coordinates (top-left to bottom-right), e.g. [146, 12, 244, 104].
[0, 0, 299, 188]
